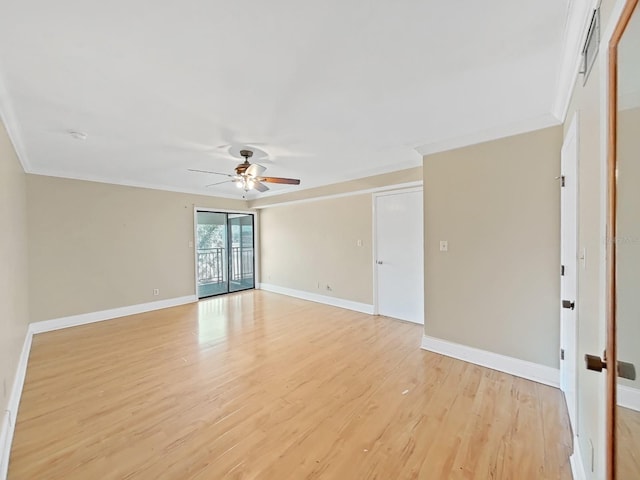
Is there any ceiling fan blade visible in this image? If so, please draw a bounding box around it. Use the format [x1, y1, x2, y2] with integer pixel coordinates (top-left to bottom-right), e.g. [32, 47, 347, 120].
[258, 176, 301, 185]
[246, 163, 267, 177]
[205, 180, 234, 187]
[188, 168, 234, 177]
[253, 181, 270, 192]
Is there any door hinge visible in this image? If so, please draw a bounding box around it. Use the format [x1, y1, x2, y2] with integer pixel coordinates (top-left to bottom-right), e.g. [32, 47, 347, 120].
[561, 265, 565, 276]
[561, 175, 566, 187]
[560, 349, 565, 360]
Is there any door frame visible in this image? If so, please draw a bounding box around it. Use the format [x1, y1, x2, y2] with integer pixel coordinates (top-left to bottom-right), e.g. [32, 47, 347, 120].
[603, 1, 639, 477]
[560, 111, 579, 435]
[371, 186, 424, 318]
[193, 207, 259, 298]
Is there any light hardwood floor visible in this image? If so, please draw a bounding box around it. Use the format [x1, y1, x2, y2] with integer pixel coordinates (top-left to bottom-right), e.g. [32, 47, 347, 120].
[618, 406, 640, 479]
[9, 290, 572, 479]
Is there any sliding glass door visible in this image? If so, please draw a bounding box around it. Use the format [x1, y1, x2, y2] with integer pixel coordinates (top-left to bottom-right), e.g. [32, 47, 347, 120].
[228, 214, 255, 293]
[196, 211, 255, 299]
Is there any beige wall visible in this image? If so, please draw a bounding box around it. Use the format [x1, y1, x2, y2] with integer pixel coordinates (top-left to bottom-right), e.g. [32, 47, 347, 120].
[0, 119, 29, 415]
[27, 175, 248, 322]
[257, 167, 423, 305]
[259, 194, 373, 305]
[423, 126, 562, 367]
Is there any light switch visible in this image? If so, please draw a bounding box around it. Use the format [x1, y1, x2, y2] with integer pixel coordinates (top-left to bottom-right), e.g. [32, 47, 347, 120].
[439, 240, 448, 252]
[356, 239, 363, 247]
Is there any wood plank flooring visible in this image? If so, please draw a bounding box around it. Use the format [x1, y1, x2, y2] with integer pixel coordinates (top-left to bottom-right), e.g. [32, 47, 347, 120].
[618, 406, 640, 479]
[9, 290, 572, 479]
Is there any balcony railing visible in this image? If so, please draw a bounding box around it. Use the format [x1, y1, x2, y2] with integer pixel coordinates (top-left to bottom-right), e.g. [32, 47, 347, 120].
[197, 247, 254, 285]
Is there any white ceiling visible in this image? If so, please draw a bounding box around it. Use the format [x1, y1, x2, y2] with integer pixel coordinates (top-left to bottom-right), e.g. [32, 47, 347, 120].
[0, 0, 572, 199]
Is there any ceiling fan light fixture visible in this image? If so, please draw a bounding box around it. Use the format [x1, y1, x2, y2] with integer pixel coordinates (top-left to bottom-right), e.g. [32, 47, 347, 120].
[189, 148, 300, 194]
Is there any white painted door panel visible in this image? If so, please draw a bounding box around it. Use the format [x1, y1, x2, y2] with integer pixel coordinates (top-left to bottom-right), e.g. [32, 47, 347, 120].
[560, 115, 578, 434]
[375, 190, 424, 324]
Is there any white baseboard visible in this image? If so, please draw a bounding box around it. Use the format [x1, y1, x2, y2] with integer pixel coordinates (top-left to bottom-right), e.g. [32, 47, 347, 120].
[618, 384, 640, 412]
[420, 335, 560, 388]
[30, 295, 197, 334]
[570, 435, 587, 480]
[258, 283, 374, 315]
[0, 329, 33, 480]
[0, 412, 8, 478]
[0, 412, 7, 476]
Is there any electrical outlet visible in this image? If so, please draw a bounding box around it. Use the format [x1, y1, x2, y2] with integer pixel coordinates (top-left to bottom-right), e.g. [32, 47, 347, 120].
[439, 240, 448, 252]
[153, 288, 159, 296]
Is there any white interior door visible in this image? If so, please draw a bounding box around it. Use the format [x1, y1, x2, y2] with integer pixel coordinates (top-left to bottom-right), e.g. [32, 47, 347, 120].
[375, 189, 424, 324]
[560, 114, 579, 433]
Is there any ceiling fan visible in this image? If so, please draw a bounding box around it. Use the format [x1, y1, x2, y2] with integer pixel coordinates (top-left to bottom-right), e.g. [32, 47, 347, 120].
[189, 149, 301, 192]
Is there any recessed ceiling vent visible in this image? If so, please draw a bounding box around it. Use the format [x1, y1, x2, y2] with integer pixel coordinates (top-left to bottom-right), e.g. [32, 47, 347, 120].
[580, 7, 600, 84]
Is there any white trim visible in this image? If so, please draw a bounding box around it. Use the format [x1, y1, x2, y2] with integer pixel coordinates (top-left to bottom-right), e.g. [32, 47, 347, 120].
[29, 169, 253, 201]
[560, 110, 580, 437]
[254, 211, 260, 285]
[570, 435, 587, 480]
[30, 295, 197, 334]
[415, 114, 560, 156]
[0, 70, 32, 173]
[258, 283, 374, 315]
[0, 329, 33, 480]
[250, 181, 423, 210]
[371, 194, 379, 315]
[193, 206, 256, 215]
[420, 335, 560, 388]
[372, 186, 424, 198]
[618, 385, 640, 412]
[552, 0, 601, 121]
[193, 208, 199, 296]
[0, 413, 8, 480]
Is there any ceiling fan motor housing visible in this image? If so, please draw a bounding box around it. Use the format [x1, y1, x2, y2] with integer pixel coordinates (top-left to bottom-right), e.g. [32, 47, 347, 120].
[239, 149, 253, 160]
[236, 149, 254, 174]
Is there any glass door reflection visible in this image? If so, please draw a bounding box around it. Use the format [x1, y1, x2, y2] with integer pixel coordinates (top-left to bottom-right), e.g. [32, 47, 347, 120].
[228, 214, 255, 293]
[615, 3, 640, 477]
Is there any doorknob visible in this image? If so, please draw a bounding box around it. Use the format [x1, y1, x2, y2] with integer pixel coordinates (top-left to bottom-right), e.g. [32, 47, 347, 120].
[584, 353, 636, 379]
[585, 353, 607, 372]
[562, 299, 575, 310]
[377, 261, 383, 265]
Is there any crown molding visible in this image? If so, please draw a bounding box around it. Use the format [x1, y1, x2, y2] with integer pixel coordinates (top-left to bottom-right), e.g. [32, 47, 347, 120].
[551, 0, 601, 121]
[27, 169, 252, 202]
[0, 70, 32, 173]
